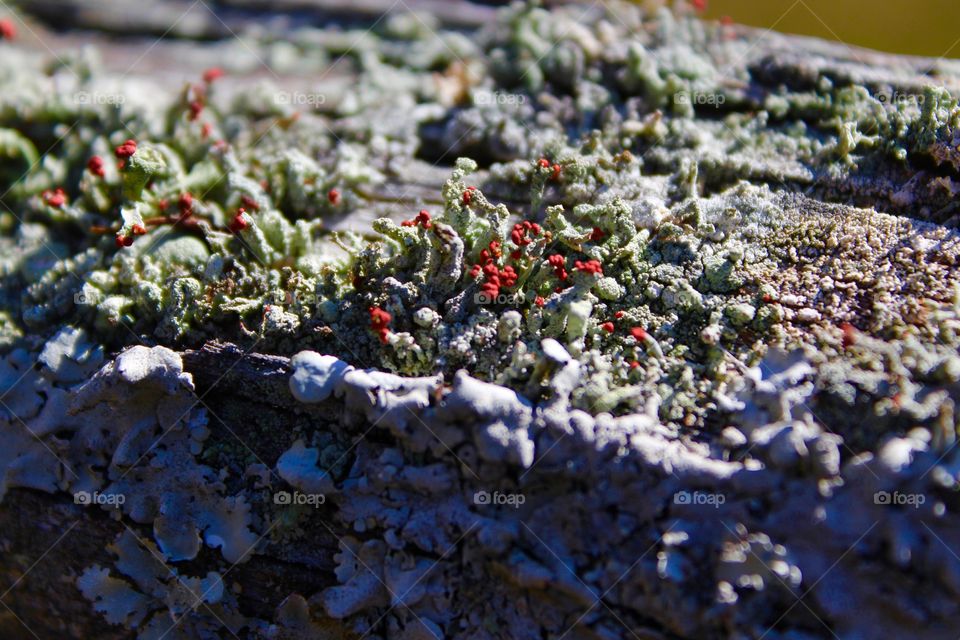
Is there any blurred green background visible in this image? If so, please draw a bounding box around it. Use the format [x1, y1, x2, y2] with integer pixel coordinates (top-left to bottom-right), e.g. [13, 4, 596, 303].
[700, 0, 960, 58]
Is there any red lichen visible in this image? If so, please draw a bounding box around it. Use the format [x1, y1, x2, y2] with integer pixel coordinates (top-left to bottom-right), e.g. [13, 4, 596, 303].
[574, 259, 603, 276]
[202, 67, 225, 84]
[401, 209, 432, 229]
[114, 139, 137, 159]
[462, 186, 477, 205]
[87, 155, 105, 177]
[600, 322, 614, 333]
[369, 306, 392, 343]
[178, 192, 194, 217]
[42, 188, 66, 208]
[630, 327, 648, 341]
[229, 208, 249, 233]
[841, 322, 857, 349]
[188, 100, 204, 121]
[0, 19, 15, 40]
[547, 254, 568, 281]
[328, 188, 341, 205]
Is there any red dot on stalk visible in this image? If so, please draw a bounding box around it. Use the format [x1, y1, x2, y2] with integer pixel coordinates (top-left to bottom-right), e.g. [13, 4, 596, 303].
[202, 67, 224, 84]
[630, 327, 648, 341]
[178, 192, 194, 217]
[87, 155, 105, 177]
[534, 296, 545, 307]
[229, 208, 249, 233]
[0, 19, 15, 40]
[328, 188, 341, 205]
[841, 322, 857, 348]
[114, 139, 137, 159]
[601, 322, 614, 333]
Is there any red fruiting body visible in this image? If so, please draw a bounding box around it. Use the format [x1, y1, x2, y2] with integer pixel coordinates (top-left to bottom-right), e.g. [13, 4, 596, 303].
[538, 158, 550, 169]
[0, 19, 15, 40]
[547, 254, 568, 281]
[614, 311, 625, 319]
[551, 163, 561, 181]
[720, 14, 733, 25]
[43, 188, 66, 208]
[241, 194, 260, 211]
[509, 250, 522, 260]
[692, 0, 707, 12]
[188, 100, 204, 121]
[630, 327, 648, 341]
[178, 192, 194, 217]
[229, 208, 249, 233]
[510, 221, 540, 248]
[114, 139, 137, 159]
[87, 155, 105, 177]
[601, 322, 614, 333]
[401, 209, 431, 229]
[534, 296, 545, 307]
[574, 259, 603, 276]
[201, 122, 212, 139]
[115, 234, 134, 248]
[500, 265, 517, 287]
[328, 189, 341, 205]
[841, 322, 857, 348]
[629, 360, 640, 369]
[590, 227, 605, 242]
[470, 238, 520, 302]
[131, 224, 147, 236]
[462, 186, 477, 205]
[369, 306, 392, 343]
[203, 67, 224, 84]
